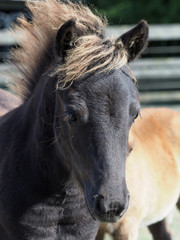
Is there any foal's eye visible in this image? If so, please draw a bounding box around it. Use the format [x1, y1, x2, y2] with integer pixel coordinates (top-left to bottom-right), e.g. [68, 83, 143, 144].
[133, 112, 139, 122]
[134, 112, 139, 120]
[66, 111, 78, 123]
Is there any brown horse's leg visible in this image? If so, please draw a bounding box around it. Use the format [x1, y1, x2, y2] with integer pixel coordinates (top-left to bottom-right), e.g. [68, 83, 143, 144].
[148, 219, 172, 240]
[113, 228, 139, 240]
[95, 228, 105, 240]
[96, 221, 139, 240]
[112, 220, 139, 240]
[95, 224, 108, 240]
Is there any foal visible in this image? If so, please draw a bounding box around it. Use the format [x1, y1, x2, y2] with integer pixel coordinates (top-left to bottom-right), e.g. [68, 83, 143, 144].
[0, 0, 148, 239]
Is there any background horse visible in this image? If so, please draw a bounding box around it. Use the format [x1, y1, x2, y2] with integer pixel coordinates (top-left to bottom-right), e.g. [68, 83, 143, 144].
[0, 89, 21, 116]
[96, 107, 180, 240]
[0, 0, 148, 239]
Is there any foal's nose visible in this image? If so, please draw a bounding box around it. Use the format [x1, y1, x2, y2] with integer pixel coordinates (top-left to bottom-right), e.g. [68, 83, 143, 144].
[93, 194, 130, 222]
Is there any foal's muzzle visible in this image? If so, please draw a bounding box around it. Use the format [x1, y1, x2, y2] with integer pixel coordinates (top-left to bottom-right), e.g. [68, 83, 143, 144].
[92, 194, 130, 222]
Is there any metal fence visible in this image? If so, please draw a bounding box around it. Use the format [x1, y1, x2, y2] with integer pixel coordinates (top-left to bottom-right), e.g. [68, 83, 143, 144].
[0, 0, 180, 109]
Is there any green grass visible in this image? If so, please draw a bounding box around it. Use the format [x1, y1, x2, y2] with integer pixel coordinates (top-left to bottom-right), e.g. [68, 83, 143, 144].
[104, 209, 180, 240]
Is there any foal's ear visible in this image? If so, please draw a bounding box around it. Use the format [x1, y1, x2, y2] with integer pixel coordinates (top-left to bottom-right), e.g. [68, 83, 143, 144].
[117, 20, 148, 62]
[56, 19, 79, 60]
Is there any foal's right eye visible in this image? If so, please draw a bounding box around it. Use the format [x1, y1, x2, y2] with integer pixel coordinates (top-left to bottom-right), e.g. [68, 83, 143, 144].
[66, 111, 78, 123]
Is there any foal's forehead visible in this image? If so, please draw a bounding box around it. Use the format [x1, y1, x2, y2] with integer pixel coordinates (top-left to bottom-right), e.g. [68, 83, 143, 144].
[76, 65, 137, 98]
[67, 66, 139, 117]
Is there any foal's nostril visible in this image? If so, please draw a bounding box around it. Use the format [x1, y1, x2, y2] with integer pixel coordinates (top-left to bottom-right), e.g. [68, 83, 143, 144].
[109, 202, 125, 216]
[94, 195, 106, 215]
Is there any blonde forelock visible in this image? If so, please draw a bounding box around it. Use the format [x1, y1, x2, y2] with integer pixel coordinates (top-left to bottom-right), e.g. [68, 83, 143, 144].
[55, 35, 128, 90]
[8, 0, 128, 99]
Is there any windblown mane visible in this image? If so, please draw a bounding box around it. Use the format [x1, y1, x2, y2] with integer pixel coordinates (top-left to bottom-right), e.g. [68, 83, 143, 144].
[9, 0, 128, 100]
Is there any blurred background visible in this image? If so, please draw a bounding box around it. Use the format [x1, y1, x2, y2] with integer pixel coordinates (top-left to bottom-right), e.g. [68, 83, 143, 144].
[1, 0, 180, 110]
[0, 0, 179, 239]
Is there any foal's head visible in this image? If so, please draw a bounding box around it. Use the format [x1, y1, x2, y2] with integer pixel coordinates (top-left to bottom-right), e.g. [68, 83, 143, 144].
[53, 20, 148, 222]
[11, 0, 148, 223]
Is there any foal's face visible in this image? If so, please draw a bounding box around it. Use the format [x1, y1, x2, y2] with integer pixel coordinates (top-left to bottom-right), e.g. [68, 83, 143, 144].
[54, 18, 148, 222]
[58, 66, 139, 222]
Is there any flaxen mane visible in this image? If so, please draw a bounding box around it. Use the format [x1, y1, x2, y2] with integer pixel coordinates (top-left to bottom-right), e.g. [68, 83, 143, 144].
[10, 0, 128, 100]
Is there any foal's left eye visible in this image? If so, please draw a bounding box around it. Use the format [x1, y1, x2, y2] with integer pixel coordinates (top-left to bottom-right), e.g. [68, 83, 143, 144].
[134, 112, 139, 121]
[132, 112, 140, 124]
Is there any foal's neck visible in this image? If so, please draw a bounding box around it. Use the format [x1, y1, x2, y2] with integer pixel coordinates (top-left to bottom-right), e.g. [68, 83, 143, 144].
[20, 178, 99, 240]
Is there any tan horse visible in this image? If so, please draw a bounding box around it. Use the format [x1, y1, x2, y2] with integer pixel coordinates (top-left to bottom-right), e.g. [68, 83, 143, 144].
[96, 107, 180, 240]
[0, 88, 21, 116]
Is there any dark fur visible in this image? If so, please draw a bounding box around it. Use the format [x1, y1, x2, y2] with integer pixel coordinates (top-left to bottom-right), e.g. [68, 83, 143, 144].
[0, 9, 148, 240]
